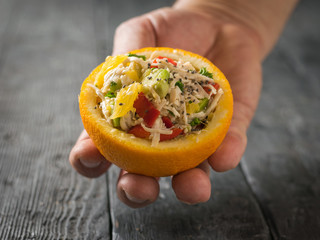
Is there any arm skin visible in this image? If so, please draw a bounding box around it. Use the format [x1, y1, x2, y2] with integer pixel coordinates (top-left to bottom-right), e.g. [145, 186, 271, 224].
[69, 0, 298, 208]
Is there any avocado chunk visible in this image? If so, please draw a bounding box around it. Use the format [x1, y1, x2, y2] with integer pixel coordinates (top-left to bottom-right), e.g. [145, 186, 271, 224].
[141, 69, 152, 80]
[142, 69, 170, 98]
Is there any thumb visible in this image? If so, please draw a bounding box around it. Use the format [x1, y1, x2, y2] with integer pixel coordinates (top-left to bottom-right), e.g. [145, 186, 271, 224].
[112, 15, 156, 55]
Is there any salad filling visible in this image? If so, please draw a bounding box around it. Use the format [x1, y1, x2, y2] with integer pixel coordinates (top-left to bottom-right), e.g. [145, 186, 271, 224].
[89, 53, 224, 146]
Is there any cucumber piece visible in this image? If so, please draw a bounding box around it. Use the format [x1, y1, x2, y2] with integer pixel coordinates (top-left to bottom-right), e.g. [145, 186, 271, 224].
[198, 98, 209, 112]
[112, 117, 120, 128]
[154, 79, 170, 98]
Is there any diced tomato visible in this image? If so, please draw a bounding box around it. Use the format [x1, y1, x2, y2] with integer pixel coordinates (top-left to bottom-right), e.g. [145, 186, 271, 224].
[143, 107, 160, 127]
[162, 116, 173, 128]
[213, 83, 220, 90]
[160, 128, 183, 141]
[133, 92, 160, 127]
[151, 56, 177, 68]
[203, 83, 220, 95]
[203, 87, 210, 94]
[128, 125, 150, 138]
[133, 92, 153, 117]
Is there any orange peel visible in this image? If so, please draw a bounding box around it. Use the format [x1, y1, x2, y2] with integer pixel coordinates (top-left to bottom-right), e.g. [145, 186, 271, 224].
[79, 47, 233, 177]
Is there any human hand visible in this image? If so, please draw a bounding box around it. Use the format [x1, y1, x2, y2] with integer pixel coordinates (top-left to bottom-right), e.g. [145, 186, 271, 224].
[70, 4, 267, 208]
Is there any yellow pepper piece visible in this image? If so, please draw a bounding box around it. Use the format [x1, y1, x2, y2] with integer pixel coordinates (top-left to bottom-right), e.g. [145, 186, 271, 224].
[104, 99, 113, 112]
[110, 82, 142, 119]
[186, 102, 200, 114]
[125, 69, 140, 82]
[125, 62, 142, 82]
[94, 55, 128, 88]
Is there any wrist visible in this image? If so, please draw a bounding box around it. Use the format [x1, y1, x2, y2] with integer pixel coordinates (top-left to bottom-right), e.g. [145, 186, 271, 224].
[173, 0, 298, 60]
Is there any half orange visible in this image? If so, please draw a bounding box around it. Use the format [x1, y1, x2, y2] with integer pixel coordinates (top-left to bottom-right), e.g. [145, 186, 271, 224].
[79, 47, 233, 177]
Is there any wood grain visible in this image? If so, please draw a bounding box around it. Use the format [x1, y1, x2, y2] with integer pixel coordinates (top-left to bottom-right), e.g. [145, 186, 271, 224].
[241, 1, 320, 239]
[0, 0, 109, 239]
[0, 0, 319, 239]
[108, 166, 271, 240]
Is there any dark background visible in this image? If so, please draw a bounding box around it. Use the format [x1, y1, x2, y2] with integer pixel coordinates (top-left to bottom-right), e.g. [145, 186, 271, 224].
[0, 0, 319, 239]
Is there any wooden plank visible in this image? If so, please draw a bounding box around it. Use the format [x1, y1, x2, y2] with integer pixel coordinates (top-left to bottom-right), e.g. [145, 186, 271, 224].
[0, 0, 110, 239]
[0, 0, 16, 74]
[0, 0, 15, 51]
[108, 166, 271, 240]
[241, 0, 320, 239]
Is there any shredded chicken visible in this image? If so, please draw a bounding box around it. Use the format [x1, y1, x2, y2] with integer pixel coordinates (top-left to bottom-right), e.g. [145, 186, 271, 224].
[93, 54, 224, 146]
[191, 88, 224, 119]
[88, 83, 105, 100]
[158, 60, 215, 83]
[128, 56, 149, 69]
[141, 122, 173, 135]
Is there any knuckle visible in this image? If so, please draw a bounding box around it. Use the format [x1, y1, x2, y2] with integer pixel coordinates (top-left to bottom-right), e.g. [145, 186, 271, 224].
[115, 17, 142, 35]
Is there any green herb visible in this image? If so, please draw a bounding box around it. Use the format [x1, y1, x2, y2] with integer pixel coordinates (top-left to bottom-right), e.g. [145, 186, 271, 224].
[168, 110, 175, 116]
[175, 81, 184, 92]
[190, 118, 201, 127]
[110, 81, 122, 92]
[128, 53, 146, 61]
[105, 91, 116, 98]
[199, 67, 213, 78]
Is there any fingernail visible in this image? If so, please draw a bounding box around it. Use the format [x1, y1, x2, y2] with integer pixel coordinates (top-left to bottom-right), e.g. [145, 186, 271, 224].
[177, 197, 194, 205]
[124, 190, 148, 204]
[79, 158, 102, 168]
[180, 200, 194, 205]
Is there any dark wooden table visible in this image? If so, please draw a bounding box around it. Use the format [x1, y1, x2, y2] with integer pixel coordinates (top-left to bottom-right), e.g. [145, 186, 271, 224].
[0, 0, 319, 239]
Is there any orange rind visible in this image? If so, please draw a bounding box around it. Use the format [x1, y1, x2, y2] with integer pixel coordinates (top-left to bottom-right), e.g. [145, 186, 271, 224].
[79, 47, 233, 177]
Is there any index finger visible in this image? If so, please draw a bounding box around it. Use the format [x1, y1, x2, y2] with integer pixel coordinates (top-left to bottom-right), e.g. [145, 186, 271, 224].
[69, 130, 111, 178]
[112, 15, 156, 55]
